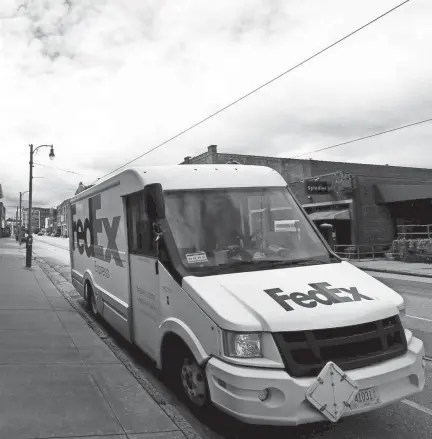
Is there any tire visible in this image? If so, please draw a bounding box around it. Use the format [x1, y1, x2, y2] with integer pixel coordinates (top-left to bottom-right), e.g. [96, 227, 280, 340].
[84, 282, 98, 315]
[163, 340, 209, 410]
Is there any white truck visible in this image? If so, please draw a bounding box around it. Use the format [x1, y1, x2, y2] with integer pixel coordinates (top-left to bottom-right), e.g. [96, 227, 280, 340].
[68, 164, 425, 426]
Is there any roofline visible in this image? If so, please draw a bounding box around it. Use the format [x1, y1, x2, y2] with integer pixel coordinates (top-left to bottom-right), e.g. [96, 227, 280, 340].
[184, 147, 432, 172]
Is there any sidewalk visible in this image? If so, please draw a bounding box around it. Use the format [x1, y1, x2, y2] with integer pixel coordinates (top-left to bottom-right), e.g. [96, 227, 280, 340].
[0, 238, 193, 439]
[351, 259, 432, 278]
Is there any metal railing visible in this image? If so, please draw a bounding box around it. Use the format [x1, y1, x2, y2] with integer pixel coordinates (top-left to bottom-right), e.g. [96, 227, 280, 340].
[397, 224, 432, 239]
[333, 244, 393, 260]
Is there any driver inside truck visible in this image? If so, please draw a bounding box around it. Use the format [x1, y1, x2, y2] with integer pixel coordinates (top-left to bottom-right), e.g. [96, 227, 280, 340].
[201, 194, 242, 252]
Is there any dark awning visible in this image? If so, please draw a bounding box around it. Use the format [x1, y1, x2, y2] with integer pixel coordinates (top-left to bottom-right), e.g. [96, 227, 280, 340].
[308, 209, 351, 221]
[374, 184, 432, 204]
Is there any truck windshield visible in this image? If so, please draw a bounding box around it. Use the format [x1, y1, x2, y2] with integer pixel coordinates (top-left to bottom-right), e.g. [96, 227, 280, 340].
[164, 187, 332, 274]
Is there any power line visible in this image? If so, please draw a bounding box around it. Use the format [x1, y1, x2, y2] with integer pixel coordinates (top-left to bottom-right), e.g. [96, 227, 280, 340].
[34, 162, 94, 177]
[94, 0, 411, 184]
[293, 117, 432, 158]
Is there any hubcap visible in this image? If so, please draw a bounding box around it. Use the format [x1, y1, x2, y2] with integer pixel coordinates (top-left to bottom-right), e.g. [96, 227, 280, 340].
[181, 358, 207, 407]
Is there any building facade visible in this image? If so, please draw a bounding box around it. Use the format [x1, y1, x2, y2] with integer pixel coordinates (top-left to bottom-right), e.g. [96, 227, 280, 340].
[182, 145, 432, 248]
[56, 200, 69, 237]
[22, 207, 50, 233]
[46, 208, 58, 234]
[52, 183, 93, 238]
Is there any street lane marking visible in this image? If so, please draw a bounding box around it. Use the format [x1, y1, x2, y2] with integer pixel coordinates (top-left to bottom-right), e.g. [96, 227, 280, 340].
[406, 314, 432, 324]
[402, 399, 432, 416]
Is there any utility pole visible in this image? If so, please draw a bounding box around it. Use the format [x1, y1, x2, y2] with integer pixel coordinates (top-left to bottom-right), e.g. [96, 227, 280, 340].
[19, 192, 22, 244]
[15, 207, 18, 241]
[26, 143, 55, 268]
[26, 144, 34, 266]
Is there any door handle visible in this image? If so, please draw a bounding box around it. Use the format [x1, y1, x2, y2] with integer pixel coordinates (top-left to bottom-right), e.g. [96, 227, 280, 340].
[155, 260, 159, 275]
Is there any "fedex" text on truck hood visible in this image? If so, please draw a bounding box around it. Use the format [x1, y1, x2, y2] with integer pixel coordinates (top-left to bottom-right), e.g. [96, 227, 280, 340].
[182, 261, 404, 332]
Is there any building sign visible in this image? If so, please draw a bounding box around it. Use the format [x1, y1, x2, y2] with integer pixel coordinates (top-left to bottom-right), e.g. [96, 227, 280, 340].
[306, 180, 329, 194]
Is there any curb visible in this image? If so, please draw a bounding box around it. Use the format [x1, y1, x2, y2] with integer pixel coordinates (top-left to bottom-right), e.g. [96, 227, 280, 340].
[34, 255, 203, 439]
[357, 267, 432, 279]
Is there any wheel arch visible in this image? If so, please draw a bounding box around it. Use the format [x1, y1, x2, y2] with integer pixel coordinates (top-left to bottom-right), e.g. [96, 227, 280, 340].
[159, 318, 210, 370]
[82, 270, 96, 294]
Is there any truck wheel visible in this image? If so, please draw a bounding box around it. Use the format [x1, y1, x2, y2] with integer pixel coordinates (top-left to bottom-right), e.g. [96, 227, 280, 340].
[83, 282, 92, 311]
[90, 289, 98, 316]
[180, 355, 208, 408]
[163, 340, 209, 409]
[84, 282, 98, 315]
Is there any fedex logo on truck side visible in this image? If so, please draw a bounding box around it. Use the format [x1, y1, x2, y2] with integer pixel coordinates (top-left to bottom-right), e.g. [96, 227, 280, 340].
[71, 194, 124, 267]
[265, 282, 373, 312]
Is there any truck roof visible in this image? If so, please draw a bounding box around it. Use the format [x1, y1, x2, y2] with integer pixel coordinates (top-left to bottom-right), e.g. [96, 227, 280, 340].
[70, 164, 286, 202]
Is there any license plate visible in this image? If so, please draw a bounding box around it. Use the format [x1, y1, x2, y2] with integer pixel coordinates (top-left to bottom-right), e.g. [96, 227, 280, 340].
[350, 387, 380, 410]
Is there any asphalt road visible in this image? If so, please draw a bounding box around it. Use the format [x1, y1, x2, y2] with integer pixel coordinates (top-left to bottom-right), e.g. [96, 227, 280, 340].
[32, 236, 432, 439]
[367, 271, 432, 360]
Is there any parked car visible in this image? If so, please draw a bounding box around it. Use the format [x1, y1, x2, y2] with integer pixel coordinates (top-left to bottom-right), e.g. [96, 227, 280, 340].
[37, 231, 44, 236]
[55, 232, 61, 237]
[51, 233, 56, 237]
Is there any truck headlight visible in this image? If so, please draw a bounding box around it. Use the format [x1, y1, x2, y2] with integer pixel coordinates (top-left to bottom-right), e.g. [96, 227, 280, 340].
[223, 332, 263, 358]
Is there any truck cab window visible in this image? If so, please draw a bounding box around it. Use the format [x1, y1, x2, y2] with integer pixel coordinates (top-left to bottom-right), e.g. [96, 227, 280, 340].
[126, 192, 156, 256]
[164, 187, 331, 274]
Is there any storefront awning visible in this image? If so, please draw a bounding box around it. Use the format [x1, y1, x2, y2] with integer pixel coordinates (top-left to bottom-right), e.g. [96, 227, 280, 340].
[374, 184, 432, 204]
[308, 209, 351, 221]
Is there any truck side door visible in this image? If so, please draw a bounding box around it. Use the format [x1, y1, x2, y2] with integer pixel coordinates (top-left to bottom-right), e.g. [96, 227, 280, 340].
[126, 191, 160, 360]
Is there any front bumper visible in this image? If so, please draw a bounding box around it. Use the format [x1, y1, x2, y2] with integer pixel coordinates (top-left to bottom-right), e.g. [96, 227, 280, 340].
[206, 335, 425, 426]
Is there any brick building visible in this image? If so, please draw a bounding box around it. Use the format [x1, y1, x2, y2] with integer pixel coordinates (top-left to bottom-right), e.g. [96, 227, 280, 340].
[54, 182, 94, 238]
[22, 207, 50, 233]
[56, 200, 69, 237]
[182, 145, 432, 247]
[46, 208, 58, 234]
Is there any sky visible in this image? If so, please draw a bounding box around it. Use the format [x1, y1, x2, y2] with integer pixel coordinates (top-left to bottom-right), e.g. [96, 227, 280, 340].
[0, 0, 431, 217]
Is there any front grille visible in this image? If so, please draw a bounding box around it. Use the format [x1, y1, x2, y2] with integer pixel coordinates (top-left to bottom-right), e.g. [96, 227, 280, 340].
[273, 316, 407, 378]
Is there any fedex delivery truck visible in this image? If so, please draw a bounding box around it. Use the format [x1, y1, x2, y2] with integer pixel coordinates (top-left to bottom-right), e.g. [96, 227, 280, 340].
[68, 165, 425, 425]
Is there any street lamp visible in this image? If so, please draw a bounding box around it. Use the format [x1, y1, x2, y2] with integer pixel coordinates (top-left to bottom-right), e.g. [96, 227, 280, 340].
[26, 143, 55, 268]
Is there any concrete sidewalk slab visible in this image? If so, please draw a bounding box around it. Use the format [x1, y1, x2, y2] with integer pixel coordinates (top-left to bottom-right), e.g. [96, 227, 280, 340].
[0, 364, 124, 439]
[68, 332, 122, 364]
[0, 330, 83, 365]
[129, 434, 186, 439]
[0, 309, 64, 331]
[0, 239, 190, 439]
[32, 270, 65, 297]
[47, 295, 76, 311]
[50, 437, 127, 439]
[56, 309, 103, 335]
[0, 292, 53, 310]
[0, 257, 26, 271]
[88, 363, 178, 435]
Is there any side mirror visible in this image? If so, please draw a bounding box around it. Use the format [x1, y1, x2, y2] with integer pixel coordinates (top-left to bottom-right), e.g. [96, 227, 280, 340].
[144, 183, 165, 219]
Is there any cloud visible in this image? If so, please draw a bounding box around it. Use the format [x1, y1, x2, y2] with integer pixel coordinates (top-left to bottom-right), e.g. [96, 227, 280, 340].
[1, 0, 432, 218]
